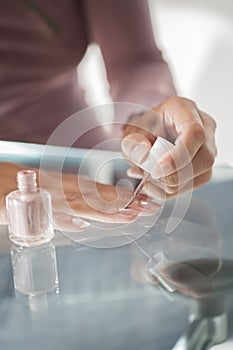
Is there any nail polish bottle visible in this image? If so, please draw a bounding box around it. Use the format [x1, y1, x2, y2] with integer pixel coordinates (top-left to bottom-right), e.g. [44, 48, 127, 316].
[139, 137, 174, 176]
[6, 170, 54, 247]
[124, 137, 174, 208]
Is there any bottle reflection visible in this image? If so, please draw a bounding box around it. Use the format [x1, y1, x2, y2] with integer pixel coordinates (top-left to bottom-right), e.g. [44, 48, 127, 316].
[10, 242, 59, 312]
[173, 296, 228, 350]
[130, 195, 231, 349]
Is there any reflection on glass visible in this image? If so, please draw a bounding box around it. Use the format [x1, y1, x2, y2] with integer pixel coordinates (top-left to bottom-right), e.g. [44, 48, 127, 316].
[173, 296, 228, 350]
[10, 242, 59, 312]
[130, 196, 233, 349]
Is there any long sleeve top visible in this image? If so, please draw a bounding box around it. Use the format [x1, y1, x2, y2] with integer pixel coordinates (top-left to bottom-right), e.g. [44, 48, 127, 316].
[0, 0, 176, 146]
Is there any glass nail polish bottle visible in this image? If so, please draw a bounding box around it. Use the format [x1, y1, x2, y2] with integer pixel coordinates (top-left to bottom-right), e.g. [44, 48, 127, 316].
[11, 242, 59, 312]
[6, 170, 54, 247]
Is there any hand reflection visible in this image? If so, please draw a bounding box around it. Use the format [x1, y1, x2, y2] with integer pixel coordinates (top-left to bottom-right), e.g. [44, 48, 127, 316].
[131, 197, 222, 298]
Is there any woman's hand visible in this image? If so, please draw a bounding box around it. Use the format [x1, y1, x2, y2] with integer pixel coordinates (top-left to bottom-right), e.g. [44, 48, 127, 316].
[0, 162, 159, 230]
[121, 97, 217, 200]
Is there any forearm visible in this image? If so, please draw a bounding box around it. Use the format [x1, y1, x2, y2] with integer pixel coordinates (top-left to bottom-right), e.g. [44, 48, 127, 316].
[82, 0, 176, 122]
[109, 58, 176, 117]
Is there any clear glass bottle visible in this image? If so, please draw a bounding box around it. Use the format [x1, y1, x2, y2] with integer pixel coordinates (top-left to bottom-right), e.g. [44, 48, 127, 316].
[6, 170, 54, 247]
[11, 242, 59, 312]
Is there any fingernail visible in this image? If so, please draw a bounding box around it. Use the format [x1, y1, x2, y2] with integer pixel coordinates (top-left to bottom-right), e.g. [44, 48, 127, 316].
[122, 139, 148, 165]
[131, 144, 148, 164]
[152, 161, 173, 178]
[139, 200, 161, 211]
[127, 168, 143, 179]
[119, 208, 139, 216]
[72, 217, 90, 229]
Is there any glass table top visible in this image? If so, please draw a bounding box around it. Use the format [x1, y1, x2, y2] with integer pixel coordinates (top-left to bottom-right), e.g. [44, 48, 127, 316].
[1, 141, 233, 350]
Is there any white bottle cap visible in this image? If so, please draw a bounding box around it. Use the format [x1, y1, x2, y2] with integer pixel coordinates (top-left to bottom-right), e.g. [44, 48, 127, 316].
[140, 137, 174, 175]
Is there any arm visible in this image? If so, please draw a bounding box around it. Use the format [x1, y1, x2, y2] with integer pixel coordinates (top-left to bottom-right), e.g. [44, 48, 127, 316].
[0, 162, 158, 227]
[81, 1, 217, 195]
[81, 0, 176, 116]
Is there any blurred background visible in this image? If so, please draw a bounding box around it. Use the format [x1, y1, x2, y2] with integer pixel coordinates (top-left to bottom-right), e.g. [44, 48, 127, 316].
[78, 0, 233, 165]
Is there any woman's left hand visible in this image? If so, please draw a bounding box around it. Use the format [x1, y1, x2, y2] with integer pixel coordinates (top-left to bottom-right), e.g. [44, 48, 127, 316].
[0, 162, 159, 230]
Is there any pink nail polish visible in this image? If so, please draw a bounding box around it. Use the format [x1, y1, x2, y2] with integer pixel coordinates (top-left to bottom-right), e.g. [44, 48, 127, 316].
[119, 208, 139, 216]
[139, 200, 161, 211]
[72, 217, 90, 229]
[6, 170, 54, 247]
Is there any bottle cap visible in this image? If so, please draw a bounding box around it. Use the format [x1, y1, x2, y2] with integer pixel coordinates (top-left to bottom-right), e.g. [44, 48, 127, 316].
[17, 170, 37, 193]
[140, 137, 174, 175]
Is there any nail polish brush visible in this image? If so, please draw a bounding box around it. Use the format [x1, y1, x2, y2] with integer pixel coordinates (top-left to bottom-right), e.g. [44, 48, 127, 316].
[124, 137, 174, 208]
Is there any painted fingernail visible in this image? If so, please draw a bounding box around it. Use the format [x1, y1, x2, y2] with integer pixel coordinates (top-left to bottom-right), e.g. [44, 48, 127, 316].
[131, 144, 148, 164]
[119, 208, 139, 216]
[139, 200, 161, 211]
[122, 139, 148, 164]
[72, 217, 90, 228]
[126, 168, 143, 179]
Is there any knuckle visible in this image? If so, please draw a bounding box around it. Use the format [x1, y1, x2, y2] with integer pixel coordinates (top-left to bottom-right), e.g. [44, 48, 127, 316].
[165, 185, 178, 194]
[203, 147, 215, 168]
[166, 172, 179, 187]
[168, 96, 196, 108]
[202, 112, 217, 131]
[190, 123, 206, 143]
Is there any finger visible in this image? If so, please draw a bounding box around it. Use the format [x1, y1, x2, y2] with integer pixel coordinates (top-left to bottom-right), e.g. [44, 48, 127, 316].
[142, 182, 167, 202]
[162, 112, 217, 186]
[67, 185, 161, 222]
[164, 169, 212, 195]
[127, 166, 144, 179]
[163, 145, 214, 188]
[71, 207, 141, 223]
[53, 211, 90, 232]
[143, 169, 212, 199]
[200, 111, 217, 156]
[122, 110, 158, 144]
[121, 133, 152, 166]
[163, 148, 214, 188]
[152, 99, 206, 178]
[78, 180, 160, 212]
[74, 196, 161, 223]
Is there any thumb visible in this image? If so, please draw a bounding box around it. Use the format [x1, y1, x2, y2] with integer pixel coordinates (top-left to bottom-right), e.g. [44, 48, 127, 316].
[121, 133, 152, 166]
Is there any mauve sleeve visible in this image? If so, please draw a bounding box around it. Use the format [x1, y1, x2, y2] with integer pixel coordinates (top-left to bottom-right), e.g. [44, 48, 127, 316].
[81, 0, 176, 121]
